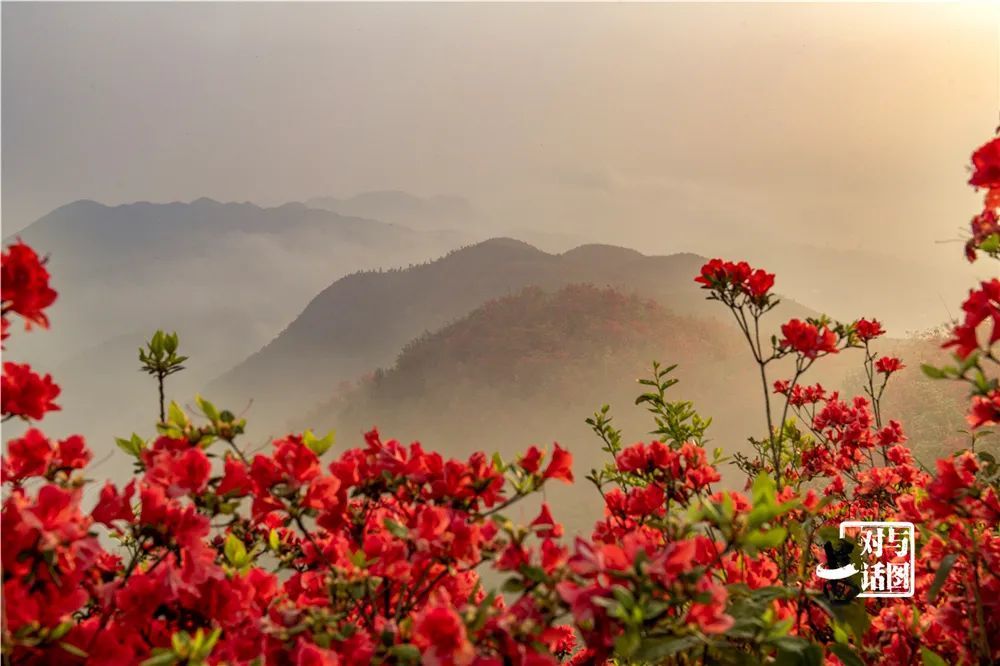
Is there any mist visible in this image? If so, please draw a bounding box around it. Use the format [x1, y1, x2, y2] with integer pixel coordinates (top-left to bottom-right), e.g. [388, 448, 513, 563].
[4, 3, 997, 248]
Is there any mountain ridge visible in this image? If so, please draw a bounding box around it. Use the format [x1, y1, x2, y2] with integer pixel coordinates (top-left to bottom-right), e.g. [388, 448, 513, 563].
[207, 238, 819, 433]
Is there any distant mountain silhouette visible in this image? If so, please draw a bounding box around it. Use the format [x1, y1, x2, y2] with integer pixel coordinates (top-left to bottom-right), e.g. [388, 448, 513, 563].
[208, 238, 818, 434]
[4, 198, 473, 459]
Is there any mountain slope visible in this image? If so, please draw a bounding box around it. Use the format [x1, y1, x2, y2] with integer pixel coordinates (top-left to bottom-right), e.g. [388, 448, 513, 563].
[208, 238, 818, 433]
[4, 198, 472, 456]
[293, 284, 754, 535]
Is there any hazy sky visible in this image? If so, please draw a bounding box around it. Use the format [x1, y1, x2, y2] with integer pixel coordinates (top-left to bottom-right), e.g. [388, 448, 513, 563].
[3, 2, 999, 262]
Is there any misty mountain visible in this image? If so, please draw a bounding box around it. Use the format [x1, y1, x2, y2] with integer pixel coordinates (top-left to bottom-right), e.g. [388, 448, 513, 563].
[208, 238, 819, 436]
[299, 283, 754, 458]
[293, 284, 758, 534]
[3, 198, 473, 460]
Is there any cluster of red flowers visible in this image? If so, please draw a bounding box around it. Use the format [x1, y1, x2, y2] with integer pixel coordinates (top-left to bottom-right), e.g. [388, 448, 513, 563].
[967, 137, 1000, 261]
[1, 241, 57, 342]
[3, 133, 1000, 665]
[1, 244, 593, 664]
[695, 259, 776, 307]
[854, 318, 885, 342]
[612, 441, 720, 500]
[778, 318, 839, 359]
[1, 362, 60, 421]
[689, 136, 1000, 661]
[943, 278, 1000, 359]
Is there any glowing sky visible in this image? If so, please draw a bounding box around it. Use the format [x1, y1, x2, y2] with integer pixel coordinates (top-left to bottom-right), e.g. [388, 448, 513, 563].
[3, 2, 998, 265]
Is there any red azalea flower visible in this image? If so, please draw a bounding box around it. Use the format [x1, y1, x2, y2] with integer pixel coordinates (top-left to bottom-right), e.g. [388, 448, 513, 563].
[694, 258, 728, 288]
[541, 538, 568, 574]
[91, 481, 136, 526]
[304, 476, 345, 530]
[518, 445, 543, 474]
[695, 259, 774, 305]
[273, 435, 321, 486]
[970, 208, 1000, 248]
[647, 441, 678, 471]
[217, 454, 253, 496]
[855, 318, 885, 341]
[943, 279, 1000, 357]
[542, 625, 577, 657]
[291, 639, 340, 666]
[1, 241, 57, 330]
[530, 502, 563, 538]
[779, 319, 838, 358]
[1, 361, 60, 420]
[942, 322, 981, 359]
[970, 136, 1000, 189]
[685, 580, 734, 634]
[875, 356, 905, 374]
[542, 444, 573, 483]
[3, 428, 53, 481]
[496, 541, 531, 571]
[616, 443, 648, 473]
[413, 598, 474, 666]
[625, 483, 665, 516]
[927, 452, 979, 502]
[53, 434, 90, 470]
[144, 446, 212, 497]
[967, 390, 1000, 429]
[745, 268, 775, 303]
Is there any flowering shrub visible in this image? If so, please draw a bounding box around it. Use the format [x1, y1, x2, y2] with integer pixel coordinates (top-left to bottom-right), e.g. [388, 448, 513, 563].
[2, 137, 999, 665]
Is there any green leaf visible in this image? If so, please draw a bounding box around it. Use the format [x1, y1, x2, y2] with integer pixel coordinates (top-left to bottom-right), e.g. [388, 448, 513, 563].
[745, 526, 787, 550]
[224, 534, 247, 567]
[772, 636, 823, 666]
[195, 394, 220, 422]
[140, 653, 178, 666]
[720, 491, 736, 521]
[920, 647, 948, 666]
[196, 627, 221, 659]
[633, 635, 701, 662]
[58, 642, 89, 658]
[828, 644, 865, 666]
[979, 232, 1000, 253]
[927, 552, 958, 604]
[501, 577, 524, 593]
[303, 429, 335, 456]
[167, 401, 187, 426]
[521, 565, 548, 583]
[835, 600, 870, 645]
[384, 519, 409, 539]
[634, 392, 660, 405]
[751, 472, 777, 506]
[817, 526, 841, 545]
[610, 584, 636, 607]
[613, 630, 640, 659]
[115, 434, 145, 457]
[388, 644, 421, 662]
[920, 364, 946, 380]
